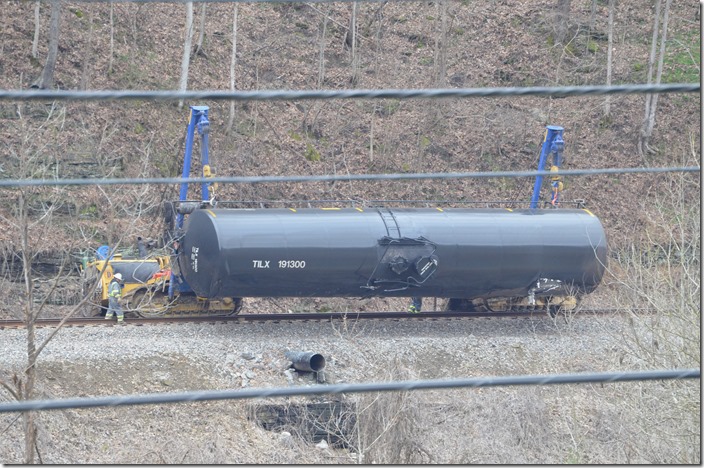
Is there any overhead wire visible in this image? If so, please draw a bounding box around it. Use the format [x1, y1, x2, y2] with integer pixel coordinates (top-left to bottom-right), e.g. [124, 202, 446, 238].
[0, 369, 699, 413]
[39, 0, 396, 3]
[0, 83, 698, 102]
[0, 166, 698, 188]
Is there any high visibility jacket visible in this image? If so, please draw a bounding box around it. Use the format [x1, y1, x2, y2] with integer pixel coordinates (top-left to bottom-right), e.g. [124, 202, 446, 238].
[108, 280, 122, 299]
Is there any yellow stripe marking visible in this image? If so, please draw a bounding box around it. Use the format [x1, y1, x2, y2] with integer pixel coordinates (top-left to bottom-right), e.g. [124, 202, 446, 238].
[582, 209, 595, 217]
[355, 207, 363, 212]
[289, 208, 297, 212]
[506, 208, 513, 212]
[436, 207, 444, 212]
[205, 209, 216, 217]
[321, 207, 341, 210]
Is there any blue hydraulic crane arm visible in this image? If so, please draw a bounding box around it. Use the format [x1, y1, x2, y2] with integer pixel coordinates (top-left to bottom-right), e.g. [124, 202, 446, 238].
[171, 105, 213, 299]
[530, 125, 564, 209]
[176, 105, 212, 229]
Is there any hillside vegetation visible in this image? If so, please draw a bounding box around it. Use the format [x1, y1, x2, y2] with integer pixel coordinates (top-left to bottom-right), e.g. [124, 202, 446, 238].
[0, 0, 699, 253]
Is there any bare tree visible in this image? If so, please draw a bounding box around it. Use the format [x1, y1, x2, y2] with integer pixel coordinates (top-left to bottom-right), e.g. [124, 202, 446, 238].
[606, 150, 700, 462]
[227, 4, 239, 134]
[639, 0, 672, 156]
[349, 2, 360, 86]
[604, 0, 615, 116]
[0, 107, 90, 463]
[317, 6, 329, 89]
[434, 0, 448, 88]
[0, 105, 166, 463]
[640, 0, 663, 147]
[194, 2, 207, 57]
[32, 0, 62, 89]
[108, 1, 115, 75]
[79, 6, 95, 90]
[31, 1, 40, 59]
[554, 0, 571, 45]
[179, 2, 195, 108]
[588, 0, 597, 39]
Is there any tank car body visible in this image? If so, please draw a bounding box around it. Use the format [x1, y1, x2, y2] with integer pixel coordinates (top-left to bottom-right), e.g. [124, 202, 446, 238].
[174, 207, 607, 309]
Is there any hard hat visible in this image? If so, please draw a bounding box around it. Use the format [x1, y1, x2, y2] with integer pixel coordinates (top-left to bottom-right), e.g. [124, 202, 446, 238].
[114, 273, 123, 281]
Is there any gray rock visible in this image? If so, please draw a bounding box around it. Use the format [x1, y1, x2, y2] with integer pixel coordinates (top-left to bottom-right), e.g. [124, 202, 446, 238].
[315, 439, 328, 450]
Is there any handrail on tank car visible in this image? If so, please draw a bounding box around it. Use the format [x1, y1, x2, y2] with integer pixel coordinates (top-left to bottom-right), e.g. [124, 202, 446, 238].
[205, 199, 589, 209]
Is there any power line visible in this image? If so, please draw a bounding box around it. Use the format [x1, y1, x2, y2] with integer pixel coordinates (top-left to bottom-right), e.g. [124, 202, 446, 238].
[36, 0, 394, 3]
[0, 166, 698, 188]
[0, 368, 698, 413]
[1, 83, 698, 102]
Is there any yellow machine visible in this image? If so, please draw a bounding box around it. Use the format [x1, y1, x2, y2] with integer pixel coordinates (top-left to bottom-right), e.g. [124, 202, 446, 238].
[81, 252, 241, 317]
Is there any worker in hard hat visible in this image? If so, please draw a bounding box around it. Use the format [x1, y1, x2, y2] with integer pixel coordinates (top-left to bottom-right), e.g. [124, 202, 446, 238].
[105, 272, 125, 323]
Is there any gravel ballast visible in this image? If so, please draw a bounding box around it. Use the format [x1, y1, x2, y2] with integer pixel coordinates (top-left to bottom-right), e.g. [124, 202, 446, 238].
[0, 313, 698, 464]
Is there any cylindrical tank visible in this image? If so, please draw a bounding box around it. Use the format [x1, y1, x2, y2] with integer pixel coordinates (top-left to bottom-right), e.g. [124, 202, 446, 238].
[177, 207, 607, 300]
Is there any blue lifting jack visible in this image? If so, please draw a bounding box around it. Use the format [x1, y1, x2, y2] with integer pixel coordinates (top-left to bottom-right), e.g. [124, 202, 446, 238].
[530, 125, 564, 209]
[176, 105, 216, 230]
[170, 105, 216, 299]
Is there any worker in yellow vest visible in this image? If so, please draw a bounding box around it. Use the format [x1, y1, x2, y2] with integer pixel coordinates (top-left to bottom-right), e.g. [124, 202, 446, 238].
[104, 273, 125, 323]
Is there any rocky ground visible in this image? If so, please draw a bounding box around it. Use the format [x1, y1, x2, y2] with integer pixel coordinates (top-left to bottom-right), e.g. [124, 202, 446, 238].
[0, 310, 699, 464]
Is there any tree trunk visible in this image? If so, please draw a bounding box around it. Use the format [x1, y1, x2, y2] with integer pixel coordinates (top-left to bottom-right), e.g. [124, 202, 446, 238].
[108, 1, 114, 75]
[554, 0, 571, 45]
[604, 0, 614, 116]
[17, 191, 38, 464]
[227, 4, 238, 134]
[33, 0, 61, 89]
[350, 2, 359, 86]
[588, 0, 597, 33]
[639, 0, 672, 154]
[32, 1, 40, 59]
[194, 2, 206, 57]
[434, 0, 448, 87]
[317, 7, 329, 89]
[639, 0, 661, 156]
[80, 6, 95, 90]
[645, 0, 672, 137]
[179, 2, 194, 108]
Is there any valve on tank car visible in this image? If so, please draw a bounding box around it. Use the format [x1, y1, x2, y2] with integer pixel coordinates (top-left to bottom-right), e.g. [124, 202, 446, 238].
[364, 236, 439, 292]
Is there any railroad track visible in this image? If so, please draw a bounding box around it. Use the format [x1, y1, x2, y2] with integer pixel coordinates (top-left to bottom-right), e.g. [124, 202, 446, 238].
[0, 308, 649, 330]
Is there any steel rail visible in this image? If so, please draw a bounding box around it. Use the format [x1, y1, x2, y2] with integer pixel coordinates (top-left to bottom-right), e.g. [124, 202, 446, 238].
[0, 308, 654, 329]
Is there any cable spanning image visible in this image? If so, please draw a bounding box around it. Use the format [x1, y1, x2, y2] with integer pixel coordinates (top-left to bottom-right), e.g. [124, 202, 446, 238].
[0, 369, 700, 413]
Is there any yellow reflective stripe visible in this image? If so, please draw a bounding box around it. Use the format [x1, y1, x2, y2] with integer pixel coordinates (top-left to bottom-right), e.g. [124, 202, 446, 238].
[205, 209, 216, 217]
[582, 209, 595, 217]
[321, 207, 340, 210]
[436, 208, 444, 212]
[289, 208, 297, 212]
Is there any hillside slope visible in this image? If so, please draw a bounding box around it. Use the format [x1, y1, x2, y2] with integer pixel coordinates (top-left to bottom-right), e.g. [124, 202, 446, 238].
[0, 0, 699, 252]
